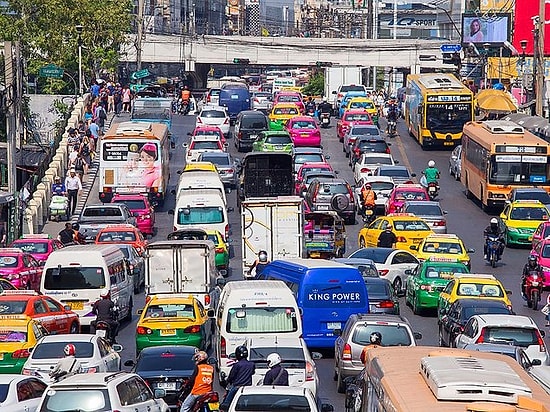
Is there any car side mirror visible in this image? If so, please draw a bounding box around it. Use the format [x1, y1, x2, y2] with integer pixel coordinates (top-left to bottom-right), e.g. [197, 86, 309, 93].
[333, 328, 342, 336]
[168, 209, 175, 215]
[64, 305, 71, 311]
[124, 360, 135, 367]
[506, 290, 512, 295]
[227, 207, 235, 212]
[532, 358, 542, 366]
[112, 344, 124, 352]
[411, 173, 417, 177]
[540, 330, 546, 338]
[137, 309, 143, 315]
[334, 170, 339, 175]
[177, 170, 182, 175]
[325, 155, 330, 160]
[187, 132, 192, 136]
[409, 245, 418, 251]
[413, 332, 422, 340]
[443, 210, 448, 214]
[311, 351, 323, 360]
[394, 160, 399, 164]
[404, 269, 412, 275]
[207, 308, 215, 318]
[467, 248, 475, 253]
[154, 388, 166, 399]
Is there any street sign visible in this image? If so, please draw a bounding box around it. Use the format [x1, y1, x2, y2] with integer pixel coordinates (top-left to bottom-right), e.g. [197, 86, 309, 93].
[131, 68, 150, 80]
[440, 44, 462, 53]
[39, 64, 63, 79]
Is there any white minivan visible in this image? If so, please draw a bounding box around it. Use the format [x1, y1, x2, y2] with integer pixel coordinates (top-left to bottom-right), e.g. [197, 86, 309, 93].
[41, 245, 133, 326]
[175, 170, 227, 206]
[216, 280, 302, 377]
[170, 189, 232, 240]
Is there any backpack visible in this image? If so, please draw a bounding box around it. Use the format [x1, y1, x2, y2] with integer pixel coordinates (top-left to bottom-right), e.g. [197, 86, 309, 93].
[98, 107, 107, 120]
[80, 143, 90, 157]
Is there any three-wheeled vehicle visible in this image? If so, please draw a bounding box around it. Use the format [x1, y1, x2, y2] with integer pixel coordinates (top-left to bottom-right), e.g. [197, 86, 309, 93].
[303, 211, 346, 259]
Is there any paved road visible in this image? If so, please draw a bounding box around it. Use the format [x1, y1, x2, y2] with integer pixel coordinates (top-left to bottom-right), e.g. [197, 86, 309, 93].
[40, 110, 549, 409]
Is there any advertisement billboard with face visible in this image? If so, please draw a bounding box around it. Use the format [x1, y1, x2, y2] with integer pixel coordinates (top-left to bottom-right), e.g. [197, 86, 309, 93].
[461, 14, 510, 45]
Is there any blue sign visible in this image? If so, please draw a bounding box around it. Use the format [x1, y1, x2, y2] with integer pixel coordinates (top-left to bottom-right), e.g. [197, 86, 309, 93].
[440, 44, 462, 53]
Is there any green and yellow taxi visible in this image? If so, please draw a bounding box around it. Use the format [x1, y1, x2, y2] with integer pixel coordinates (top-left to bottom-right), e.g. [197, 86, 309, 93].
[0, 316, 48, 373]
[206, 230, 229, 270]
[252, 130, 294, 154]
[182, 161, 218, 173]
[136, 294, 213, 354]
[437, 273, 512, 319]
[410, 233, 475, 270]
[404, 257, 469, 315]
[499, 200, 549, 247]
[358, 213, 433, 252]
[268, 103, 301, 126]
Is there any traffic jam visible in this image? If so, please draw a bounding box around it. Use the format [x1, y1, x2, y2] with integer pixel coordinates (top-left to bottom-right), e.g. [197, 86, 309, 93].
[2, 70, 550, 411]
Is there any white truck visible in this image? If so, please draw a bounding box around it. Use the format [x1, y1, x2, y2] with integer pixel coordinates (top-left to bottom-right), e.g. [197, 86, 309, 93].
[241, 196, 303, 279]
[144, 240, 223, 308]
[324, 66, 364, 109]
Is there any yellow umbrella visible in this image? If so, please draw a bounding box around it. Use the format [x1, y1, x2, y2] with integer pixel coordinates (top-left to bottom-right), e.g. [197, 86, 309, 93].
[475, 90, 517, 114]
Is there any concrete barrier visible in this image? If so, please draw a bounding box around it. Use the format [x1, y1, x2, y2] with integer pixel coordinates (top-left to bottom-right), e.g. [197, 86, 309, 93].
[36, 183, 48, 221]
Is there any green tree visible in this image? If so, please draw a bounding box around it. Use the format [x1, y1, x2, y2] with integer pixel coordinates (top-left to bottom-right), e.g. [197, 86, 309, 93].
[0, 0, 133, 93]
[301, 73, 325, 97]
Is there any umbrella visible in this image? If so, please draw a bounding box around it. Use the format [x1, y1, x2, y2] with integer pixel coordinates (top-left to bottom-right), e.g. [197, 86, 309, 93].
[476, 91, 518, 114]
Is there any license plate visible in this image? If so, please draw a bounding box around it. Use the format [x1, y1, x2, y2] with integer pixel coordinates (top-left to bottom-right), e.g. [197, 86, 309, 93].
[250, 134, 257, 139]
[208, 402, 220, 411]
[322, 118, 329, 123]
[67, 301, 84, 311]
[444, 142, 453, 146]
[365, 209, 373, 215]
[309, 252, 321, 258]
[96, 329, 107, 338]
[327, 322, 341, 330]
[317, 205, 330, 211]
[156, 382, 176, 390]
[275, 145, 283, 150]
[300, 133, 309, 137]
[160, 329, 176, 336]
[532, 282, 539, 286]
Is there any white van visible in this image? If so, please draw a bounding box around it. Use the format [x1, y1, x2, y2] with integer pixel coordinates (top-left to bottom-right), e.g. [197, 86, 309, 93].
[176, 170, 227, 205]
[171, 189, 231, 240]
[41, 245, 133, 326]
[216, 280, 302, 377]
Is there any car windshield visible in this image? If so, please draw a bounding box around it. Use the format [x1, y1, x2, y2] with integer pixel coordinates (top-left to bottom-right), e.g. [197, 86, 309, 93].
[291, 121, 316, 130]
[510, 207, 548, 220]
[278, 95, 300, 103]
[424, 265, 468, 279]
[136, 351, 196, 372]
[32, 342, 94, 359]
[191, 141, 220, 150]
[405, 204, 443, 216]
[201, 155, 230, 165]
[483, 327, 539, 347]
[227, 307, 298, 333]
[421, 241, 463, 254]
[461, 305, 511, 321]
[144, 303, 196, 319]
[249, 347, 305, 368]
[194, 130, 222, 138]
[352, 127, 379, 136]
[44, 267, 106, 290]
[394, 191, 427, 201]
[0, 329, 27, 342]
[274, 107, 298, 115]
[345, 113, 371, 122]
[367, 182, 394, 191]
[357, 141, 387, 152]
[83, 208, 122, 217]
[177, 207, 224, 225]
[12, 242, 48, 254]
[341, 86, 365, 93]
[489, 156, 549, 185]
[365, 281, 391, 298]
[234, 394, 311, 411]
[378, 168, 409, 178]
[426, 103, 472, 133]
[112, 199, 146, 210]
[294, 154, 323, 164]
[265, 135, 292, 144]
[319, 183, 349, 195]
[456, 283, 504, 297]
[349, 248, 392, 263]
[393, 220, 430, 231]
[98, 231, 136, 242]
[40, 389, 111, 412]
[362, 156, 392, 165]
[201, 110, 226, 118]
[241, 117, 268, 129]
[350, 101, 375, 110]
[515, 191, 550, 203]
[0, 256, 18, 267]
[0, 300, 28, 314]
[351, 324, 412, 346]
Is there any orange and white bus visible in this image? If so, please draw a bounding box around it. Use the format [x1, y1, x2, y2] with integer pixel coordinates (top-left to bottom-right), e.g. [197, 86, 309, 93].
[404, 73, 474, 148]
[99, 121, 170, 207]
[358, 346, 550, 412]
[461, 120, 550, 210]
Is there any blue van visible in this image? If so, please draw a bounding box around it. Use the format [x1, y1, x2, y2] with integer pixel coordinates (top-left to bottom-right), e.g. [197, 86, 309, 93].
[257, 258, 369, 348]
[219, 85, 251, 122]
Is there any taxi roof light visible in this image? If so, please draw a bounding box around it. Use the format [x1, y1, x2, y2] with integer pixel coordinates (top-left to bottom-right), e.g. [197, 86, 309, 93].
[453, 273, 497, 280]
[0, 290, 39, 296]
[426, 234, 459, 239]
[21, 234, 51, 239]
[512, 200, 544, 204]
[148, 293, 194, 301]
[426, 257, 460, 263]
[386, 213, 416, 217]
[0, 248, 25, 253]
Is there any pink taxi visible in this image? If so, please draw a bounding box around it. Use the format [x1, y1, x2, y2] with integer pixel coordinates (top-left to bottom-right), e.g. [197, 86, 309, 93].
[294, 162, 334, 195]
[529, 237, 550, 288]
[285, 116, 322, 147]
[188, 125, 226, 145]
[385, 183, 429, 215]
[10, 235, 64, 266]
[531, 221, 550, 247]
[336, 109, 374, 142]
[0, 249, 42, 290]
[111, 193, 155, 237]
[273, 91, 305, 113]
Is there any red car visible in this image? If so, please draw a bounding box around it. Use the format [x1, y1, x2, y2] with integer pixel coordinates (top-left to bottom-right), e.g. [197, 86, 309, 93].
[10, 235, 64, 266]
[0, 249, 42, 291]
[294, 162, 334, 195]
[285, 116, 322, 147]
[336, 109, 374, 142]
[385, 184, 429, 215]
[111, 193, 155, 236]
[273, 91, 305, 113]
[0, 290, 80, 334]
[188, 125, 226, 145]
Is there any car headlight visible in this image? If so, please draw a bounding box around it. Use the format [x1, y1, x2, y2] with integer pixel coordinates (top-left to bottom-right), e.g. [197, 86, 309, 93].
[507, 227, 519, 233]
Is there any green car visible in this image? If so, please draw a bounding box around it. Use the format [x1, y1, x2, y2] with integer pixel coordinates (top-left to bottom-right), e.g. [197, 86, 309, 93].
[405, 258, 469, 315]
[252, 131, 294, 154]
[206, 230, 229, 270]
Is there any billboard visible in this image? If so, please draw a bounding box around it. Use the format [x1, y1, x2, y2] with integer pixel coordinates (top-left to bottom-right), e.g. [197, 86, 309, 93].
[512, 0, 550, 56]
[461, 14, 510, 45]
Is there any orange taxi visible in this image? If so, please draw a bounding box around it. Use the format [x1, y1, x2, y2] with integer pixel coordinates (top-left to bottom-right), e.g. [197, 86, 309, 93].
[95, 224, 148, 254]
[0, 290, 80, 334]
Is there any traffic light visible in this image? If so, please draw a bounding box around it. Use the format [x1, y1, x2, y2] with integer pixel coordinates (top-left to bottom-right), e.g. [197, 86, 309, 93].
[315, 61, 333, 68]
[233, 58, 250, 64]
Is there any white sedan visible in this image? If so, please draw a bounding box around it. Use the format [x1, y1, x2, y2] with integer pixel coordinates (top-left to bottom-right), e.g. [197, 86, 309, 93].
[0, 375, 48, 411]
[22, 334, 123, 383]
[196, 105, 231, 138]
[348, 247, 419, 293]
[353, 153, 397, 183]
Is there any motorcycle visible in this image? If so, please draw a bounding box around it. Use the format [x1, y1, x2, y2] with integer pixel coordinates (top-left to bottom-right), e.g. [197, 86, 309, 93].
[191, 391, 220, 412]
[361, 203, 376, 224]
[92, 306, 119, 344]
[427, 182, 439, 201]
[525, 270, 543, 310]
[306, 106, 316, 117]
[485, 234, 501, 268]
[387, 120, 397, 137]
[320, 112, 331, 128]
[178, 99, 190, 115]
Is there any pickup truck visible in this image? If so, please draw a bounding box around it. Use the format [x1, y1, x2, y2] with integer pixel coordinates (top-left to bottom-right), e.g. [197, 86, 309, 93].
[77, 203, 137, 242]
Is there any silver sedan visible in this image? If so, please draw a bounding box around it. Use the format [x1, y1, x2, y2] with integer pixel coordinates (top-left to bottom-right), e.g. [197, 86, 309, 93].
[198, 151, 239, 188]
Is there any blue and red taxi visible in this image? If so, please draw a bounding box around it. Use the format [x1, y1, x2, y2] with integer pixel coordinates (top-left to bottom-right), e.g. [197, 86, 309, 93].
[10, 234, 64, 266]
[0, 249, 42, 290]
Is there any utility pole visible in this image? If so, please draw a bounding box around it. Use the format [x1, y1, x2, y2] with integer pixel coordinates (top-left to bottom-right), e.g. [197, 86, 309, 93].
[136, 0, 144, 83]
[535, 0, 545, 116]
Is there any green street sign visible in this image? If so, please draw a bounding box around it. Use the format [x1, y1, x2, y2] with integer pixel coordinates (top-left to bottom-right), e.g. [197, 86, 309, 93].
[39, 64, 64, 79]
[131, 69, 150, 80]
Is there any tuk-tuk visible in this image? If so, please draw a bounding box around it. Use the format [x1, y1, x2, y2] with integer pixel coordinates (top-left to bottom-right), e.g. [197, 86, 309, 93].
[303, 211, 346, 259]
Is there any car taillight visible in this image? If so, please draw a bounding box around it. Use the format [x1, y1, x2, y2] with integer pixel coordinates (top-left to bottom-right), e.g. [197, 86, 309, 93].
[238, 131, 242, 139]
[145, 295, 152, 304]
[396, 236, 407, 242]
[184, 325, 201, 333]
[12, 349, 30, 359]
[378, 269, 389, 276]
[137, 326, 153, 335]
[433, 220, 446, 226]
[377, 300, 395, 308]
[347, 188, 355, 203]
[215, 247, 224, 253]
[354, 148, 360, 155]
[206, 96, 211, 102]
[143, 214, 151, 219]
[305, 361, 315, 381]
[342, 343, 352, 361]
[225, 225, 229, 241]
[475, 328, 486, 343]
[205, 294, 211, 306]
[22, 368, 32, 375]
[386, 148, 391, 154]
[228, 168, 234, 174]
[361, 168, 371, 173]
[220, 336, 227, 358]
[537, 331, 546, 352]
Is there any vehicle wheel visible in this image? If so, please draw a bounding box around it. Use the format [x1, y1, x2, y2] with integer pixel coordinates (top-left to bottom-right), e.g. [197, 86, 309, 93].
[344, 147, 349, 157]
[449, 165, 453, 177]
[124, 299, 133, 322]
[527, 298, 533, 308]
[532, 290, 540, 311]
[412, 295, 422, 315]
[337, 369, 346, 393]
[438, 328, 444, 347]
[491, 256, 497, 268]
[450, 334, 456, 348]
[393, 277, 402, 294]
[359, 237, 366, 248]
[69, 322, 79, 334]
[333, 369, 338, 381]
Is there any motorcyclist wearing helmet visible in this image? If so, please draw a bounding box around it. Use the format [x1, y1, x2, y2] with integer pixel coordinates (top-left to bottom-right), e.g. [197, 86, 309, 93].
[263, 353, 289, 386]
[180, 351, 214, 412]
[360, 332, 383, 364]
[220, 345, 255, 409]
[360, 182, 377, 216]
[49, 344, 81, 382]
[483, 218, 504, 260]
[423, 160, 440, 185]
[91, 290, 119, 343]
[71, 222, 85, 244]
[317, 98, 332, 117]
[305, 96, 316, 115]
[385, 98, 399, 133]
[521, 255, 542, 298]
[250, 250, 270, 276]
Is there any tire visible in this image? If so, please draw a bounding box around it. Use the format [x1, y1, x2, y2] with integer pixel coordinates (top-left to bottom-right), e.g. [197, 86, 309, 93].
[412, 295, 422, 315]
[449, 165, 453, 177]
[491, 253, 497, 268]
[532, 290, 540, 311]
[438, 327, 445, 347]
[331, 194, 350, 212]
[359, 237, 366, 248]
[69, 322, 79, 334]
[527, 298, 533, 308]
[124, 299, 133, 322]
[393, 277, 402, 294]
[336, 369, 346, 393]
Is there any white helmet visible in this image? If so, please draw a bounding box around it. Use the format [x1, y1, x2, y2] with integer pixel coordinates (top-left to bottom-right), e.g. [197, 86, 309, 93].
[267, 352, 282, 368]
[428, 160, 435, 168]
[490, 218, 498, 224]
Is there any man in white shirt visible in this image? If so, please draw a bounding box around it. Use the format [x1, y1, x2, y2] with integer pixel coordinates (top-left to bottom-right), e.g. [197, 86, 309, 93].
[65, 169, 82, 215]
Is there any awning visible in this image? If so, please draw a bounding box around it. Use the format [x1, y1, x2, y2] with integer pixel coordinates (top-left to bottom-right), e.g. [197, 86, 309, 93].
[0, 146, 49, 168]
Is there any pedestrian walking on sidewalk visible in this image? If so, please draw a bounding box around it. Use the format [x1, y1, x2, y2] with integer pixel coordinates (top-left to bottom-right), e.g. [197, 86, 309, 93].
[65, 169, 82, 215]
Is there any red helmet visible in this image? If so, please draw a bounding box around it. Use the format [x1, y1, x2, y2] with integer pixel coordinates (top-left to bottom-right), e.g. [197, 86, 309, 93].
[64, 344, 76, 356]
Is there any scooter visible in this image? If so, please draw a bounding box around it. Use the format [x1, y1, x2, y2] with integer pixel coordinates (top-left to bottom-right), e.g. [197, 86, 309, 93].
[361, 203, 376, 224]
[525, 270, 543, 310]
[49, 194, 70, 221]
[387, 120, 397, 137]
[427, 182, 439, 201]
[191, 391, 220, 412]
[320, 112, 331, 128]
[485, 234, 501, 268]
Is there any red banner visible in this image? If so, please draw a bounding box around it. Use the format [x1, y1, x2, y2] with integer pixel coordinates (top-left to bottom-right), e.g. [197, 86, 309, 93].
[512, 0, 550, 56]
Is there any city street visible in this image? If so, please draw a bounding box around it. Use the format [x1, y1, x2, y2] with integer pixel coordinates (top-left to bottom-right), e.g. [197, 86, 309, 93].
[41, 109, 549, 408]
